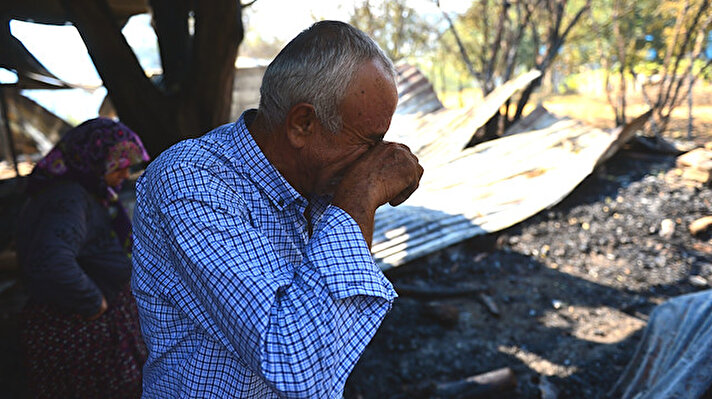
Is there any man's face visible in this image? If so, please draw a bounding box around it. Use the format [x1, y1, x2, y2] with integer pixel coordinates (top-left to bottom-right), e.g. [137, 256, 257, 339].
[306, 60, 399, 195]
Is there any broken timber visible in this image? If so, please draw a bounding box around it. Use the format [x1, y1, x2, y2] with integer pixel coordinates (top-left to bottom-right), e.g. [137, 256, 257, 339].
[675, 143, 712, 184]
[408, 367, 517, 398]
[374, 66, 651, 270]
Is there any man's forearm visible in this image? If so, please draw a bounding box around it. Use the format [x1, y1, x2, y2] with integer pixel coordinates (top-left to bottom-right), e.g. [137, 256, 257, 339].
[331, 200, 375, 248]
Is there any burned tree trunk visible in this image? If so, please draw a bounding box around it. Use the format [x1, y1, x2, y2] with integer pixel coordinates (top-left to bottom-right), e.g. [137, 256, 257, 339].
[440, 0, 590, 146]
[512, 0, 591, 124]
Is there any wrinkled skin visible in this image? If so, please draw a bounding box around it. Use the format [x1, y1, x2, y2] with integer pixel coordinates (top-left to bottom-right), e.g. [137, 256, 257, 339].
[251, 59, 423, 247]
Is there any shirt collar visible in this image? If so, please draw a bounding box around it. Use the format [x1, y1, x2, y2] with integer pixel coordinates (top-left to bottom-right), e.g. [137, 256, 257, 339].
[232, 109, 306, 211]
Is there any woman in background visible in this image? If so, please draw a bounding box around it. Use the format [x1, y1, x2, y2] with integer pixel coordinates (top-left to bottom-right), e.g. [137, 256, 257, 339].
[15, 117, 150, 399]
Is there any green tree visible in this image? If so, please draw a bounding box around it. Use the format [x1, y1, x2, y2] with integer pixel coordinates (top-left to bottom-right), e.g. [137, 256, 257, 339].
[648, 0, 712, 138]
[348, 0, 435, 63]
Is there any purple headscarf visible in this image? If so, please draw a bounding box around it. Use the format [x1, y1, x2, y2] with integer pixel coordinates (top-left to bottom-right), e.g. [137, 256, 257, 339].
[26, 117, 150, 252]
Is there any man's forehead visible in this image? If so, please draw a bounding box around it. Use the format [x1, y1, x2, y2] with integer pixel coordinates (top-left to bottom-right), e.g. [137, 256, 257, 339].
[345, 64, 397, 112]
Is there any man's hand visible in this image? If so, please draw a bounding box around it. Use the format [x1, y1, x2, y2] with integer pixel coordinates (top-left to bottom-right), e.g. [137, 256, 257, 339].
[332, 141, 423, 247]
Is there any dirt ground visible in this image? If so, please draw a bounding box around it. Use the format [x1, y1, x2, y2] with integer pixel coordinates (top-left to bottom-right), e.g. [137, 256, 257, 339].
[1, 96, 712, 398]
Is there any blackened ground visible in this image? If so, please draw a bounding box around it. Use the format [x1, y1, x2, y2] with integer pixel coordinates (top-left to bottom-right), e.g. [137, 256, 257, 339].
[345, 147, 712, 399]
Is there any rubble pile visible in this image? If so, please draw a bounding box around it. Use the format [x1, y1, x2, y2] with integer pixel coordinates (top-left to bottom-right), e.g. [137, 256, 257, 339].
[675, 142, 712, 184]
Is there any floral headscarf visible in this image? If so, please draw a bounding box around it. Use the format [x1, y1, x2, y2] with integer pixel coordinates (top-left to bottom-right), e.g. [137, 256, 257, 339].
[26, 117, 150, 252]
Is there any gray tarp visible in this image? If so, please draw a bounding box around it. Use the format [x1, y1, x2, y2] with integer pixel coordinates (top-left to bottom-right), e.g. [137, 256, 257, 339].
[609, 289, 712, 399]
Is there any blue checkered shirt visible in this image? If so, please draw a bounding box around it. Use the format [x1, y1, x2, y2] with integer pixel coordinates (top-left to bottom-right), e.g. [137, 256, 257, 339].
[131, 110, 397, 398]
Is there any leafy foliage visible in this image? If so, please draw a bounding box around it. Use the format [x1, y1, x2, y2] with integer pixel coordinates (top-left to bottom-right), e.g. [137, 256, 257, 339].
[347, 0, 712, 138]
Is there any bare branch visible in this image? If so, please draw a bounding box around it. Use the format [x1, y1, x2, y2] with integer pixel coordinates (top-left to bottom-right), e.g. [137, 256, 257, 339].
[503, 0, 538, 81]
[437, 2, 482, 82]
[541, 0, 591, 70]
[660, 0, 711, 111]
[659, 0, 691, 95]
[59, 0, 173, 149]
[484, 1, 510, 93]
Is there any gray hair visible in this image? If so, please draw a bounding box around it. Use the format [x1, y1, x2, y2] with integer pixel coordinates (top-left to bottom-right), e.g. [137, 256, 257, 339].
[258, 20, 396, 133]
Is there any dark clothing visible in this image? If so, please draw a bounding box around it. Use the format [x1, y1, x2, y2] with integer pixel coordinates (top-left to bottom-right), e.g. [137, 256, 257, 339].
[15, 117, 148, 399]
[16, 180, 147, 398]
[19, 285, 147, 399]
[16, 181, 131, 317]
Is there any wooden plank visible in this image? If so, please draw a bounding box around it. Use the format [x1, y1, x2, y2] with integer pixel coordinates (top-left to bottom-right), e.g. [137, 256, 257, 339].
[689, 216, 712, 235]
[681, 168, 712, 183]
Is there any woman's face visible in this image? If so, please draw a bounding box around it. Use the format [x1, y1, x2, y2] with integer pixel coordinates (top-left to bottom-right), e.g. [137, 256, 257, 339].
[104, 167, 130, 188]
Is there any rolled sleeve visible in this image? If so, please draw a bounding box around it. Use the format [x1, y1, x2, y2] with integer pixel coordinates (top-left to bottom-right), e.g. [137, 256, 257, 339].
[305, 205, 395, 302]
[148, 169, 394, 397]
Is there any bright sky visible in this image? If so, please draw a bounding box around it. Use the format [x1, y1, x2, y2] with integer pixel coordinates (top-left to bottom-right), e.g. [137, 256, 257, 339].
[8, 14, 156, 124]
[6, 0, 465, 124]
[245, 0, 353, 41]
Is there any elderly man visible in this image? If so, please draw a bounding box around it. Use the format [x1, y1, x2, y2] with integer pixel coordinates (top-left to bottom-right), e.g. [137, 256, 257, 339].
[131, 20, 423, 398]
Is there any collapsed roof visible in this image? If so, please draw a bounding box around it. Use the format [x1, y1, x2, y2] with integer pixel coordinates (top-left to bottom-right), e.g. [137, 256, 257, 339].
[374, 65, 650, 270]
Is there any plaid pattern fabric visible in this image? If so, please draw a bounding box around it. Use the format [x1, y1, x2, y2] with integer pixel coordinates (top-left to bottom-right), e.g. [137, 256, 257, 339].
[131, 110, 396, 398]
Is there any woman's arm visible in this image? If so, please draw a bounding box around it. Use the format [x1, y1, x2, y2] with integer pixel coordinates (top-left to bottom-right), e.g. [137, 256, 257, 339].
[18, 183, 106, 318]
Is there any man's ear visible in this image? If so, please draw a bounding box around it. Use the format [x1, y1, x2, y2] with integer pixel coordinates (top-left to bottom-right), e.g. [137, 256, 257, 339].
[285, 103, 318, 149]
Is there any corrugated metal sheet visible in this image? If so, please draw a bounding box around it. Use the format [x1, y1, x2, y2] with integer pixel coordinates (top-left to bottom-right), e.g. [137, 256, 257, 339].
[395, 63, 444, 115]
[374, 68, 649, 270]
[5, 90, 71, 155]
[391, 68, 542, 166]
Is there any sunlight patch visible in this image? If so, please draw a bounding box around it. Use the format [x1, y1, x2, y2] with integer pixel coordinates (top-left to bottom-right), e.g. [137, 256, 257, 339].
[499, 345, 578, 377]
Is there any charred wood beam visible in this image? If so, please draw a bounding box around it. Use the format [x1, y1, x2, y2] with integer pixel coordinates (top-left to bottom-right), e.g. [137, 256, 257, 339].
[149, 0, 192, 93]
[0, 88, 19, 177]
[1, 0, 148, 26]
[0, 17, 68, 87]
[0, 0, 69, 26]
[407, 367, 517, 399]
[188, 0, 243, 133]
[59, 0, 178, 155]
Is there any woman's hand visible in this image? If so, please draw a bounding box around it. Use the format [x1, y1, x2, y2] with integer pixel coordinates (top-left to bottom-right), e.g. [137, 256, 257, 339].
[85, 296, 108, 321]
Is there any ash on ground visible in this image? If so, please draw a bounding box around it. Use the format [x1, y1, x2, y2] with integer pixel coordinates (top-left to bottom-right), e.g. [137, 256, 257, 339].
[345, 148, 712, 399]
